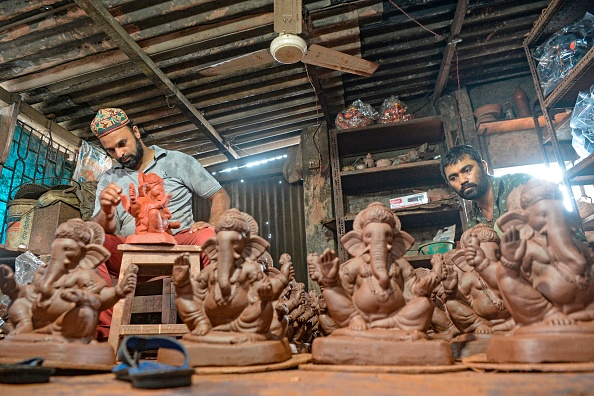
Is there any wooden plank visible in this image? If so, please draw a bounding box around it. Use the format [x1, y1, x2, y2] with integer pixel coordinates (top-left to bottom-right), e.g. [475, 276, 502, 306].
[119, 323, 188, 335]
[8, 363, 594, 395]
[0, 94, 20, 171]
[432, 0, 467, 101]
[0, 85, 80, 149]
[477, 112, 570, 136]
[73, 0, 240, 160]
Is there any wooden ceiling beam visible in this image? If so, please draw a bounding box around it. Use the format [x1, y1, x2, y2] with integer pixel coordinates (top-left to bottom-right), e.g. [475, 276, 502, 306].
[432, 0, 467, 102]
[73, 0, 239, 160]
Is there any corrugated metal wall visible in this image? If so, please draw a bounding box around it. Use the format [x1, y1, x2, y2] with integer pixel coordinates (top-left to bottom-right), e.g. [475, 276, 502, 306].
[194, 174, 308, 285]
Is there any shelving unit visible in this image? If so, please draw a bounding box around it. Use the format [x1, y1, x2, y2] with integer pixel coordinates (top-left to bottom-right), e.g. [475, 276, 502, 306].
[328, 116, 462, 264]
[523, 0, 594, 214]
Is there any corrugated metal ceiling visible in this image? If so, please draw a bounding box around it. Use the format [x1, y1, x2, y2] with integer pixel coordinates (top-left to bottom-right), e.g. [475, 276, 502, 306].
[0, 0, 550, 166]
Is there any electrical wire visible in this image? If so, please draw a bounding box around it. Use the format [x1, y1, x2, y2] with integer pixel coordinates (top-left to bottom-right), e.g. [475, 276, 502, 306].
[388, 0, 465, 142]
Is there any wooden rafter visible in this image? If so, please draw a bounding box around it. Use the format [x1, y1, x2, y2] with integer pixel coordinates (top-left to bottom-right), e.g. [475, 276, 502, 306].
[73, 0, 240, 160]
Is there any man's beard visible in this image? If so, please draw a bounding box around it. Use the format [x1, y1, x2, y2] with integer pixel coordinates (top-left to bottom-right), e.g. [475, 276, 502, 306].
[119, 137, 144, 170]
[458, 169, 489, 200]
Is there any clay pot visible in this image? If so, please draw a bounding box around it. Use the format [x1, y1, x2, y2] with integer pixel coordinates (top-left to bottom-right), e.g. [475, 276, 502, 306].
[513, 85, 532, 118]
[473, 104, 502, 124]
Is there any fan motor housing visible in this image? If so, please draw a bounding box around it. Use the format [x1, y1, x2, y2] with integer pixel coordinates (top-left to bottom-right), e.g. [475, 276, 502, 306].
[270, 34, 307, 64]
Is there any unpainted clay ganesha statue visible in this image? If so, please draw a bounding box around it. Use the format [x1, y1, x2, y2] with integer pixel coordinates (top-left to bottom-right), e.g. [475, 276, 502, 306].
[0, 219, 137, 344]
[489, 180, 594, 325]
[466, 179, 594, 362]
[432, 224, 514, 336]
[121, 172, 180, 244]
[308, 202, 441, 337]
[172, 209, 292, 344]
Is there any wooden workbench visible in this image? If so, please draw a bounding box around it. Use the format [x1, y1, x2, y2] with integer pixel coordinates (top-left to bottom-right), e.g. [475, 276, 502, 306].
[1, 368, 593, 395]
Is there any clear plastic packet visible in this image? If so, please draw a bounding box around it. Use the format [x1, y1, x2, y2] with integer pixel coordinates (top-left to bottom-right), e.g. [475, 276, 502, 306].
[534, 12, 594, 97]
[433, 225, 456, 243]
[335, 99, 378, 130]
[378, 96, 414, 124]
[0, 294, 9, 329]
[14, 251, 44, 286]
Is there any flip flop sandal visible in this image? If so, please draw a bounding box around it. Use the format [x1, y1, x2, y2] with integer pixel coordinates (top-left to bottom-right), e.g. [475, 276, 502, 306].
[112, 336, 194, 389]
[0, 358, 55, 384]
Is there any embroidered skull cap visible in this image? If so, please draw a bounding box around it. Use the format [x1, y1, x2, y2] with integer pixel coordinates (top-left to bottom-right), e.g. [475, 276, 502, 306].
[90, 108, 131, 137]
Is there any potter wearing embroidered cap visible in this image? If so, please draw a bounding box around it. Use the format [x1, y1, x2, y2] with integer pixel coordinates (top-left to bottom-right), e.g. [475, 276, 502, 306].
[88, 107, 231, 342]
[90, 107, 130, 138]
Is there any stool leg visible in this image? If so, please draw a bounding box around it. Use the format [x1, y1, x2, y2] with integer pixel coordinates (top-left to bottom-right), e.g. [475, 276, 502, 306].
[161, 277, 177, 324]
[108, 254, 136, 353]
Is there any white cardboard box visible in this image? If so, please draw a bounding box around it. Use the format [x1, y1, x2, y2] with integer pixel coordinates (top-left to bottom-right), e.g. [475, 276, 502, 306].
[389, 192, 428, 210]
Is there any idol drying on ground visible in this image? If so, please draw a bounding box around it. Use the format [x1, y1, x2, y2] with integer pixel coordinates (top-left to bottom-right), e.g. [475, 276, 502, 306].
[308, 202, 454, 365]
[466, 179, 594, 363]
[0, 219, 137, 365]
[170, 209, 293, 366]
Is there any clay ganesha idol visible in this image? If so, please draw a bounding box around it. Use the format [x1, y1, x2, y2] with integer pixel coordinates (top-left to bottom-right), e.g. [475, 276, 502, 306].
[169, 209, 293, 366]
[0, 219, 137, 365]
[308, 202, 454, 365]
[433, 224, 514, 336]
[469, 179, 594, 363]
[121, 171, 180, 244]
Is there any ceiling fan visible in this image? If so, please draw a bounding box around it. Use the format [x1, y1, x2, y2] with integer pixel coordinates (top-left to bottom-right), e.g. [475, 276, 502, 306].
[199, 0, 379, 78]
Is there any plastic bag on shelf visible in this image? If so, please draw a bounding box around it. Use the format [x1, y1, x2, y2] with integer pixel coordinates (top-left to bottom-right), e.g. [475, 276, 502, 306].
[570, 89, 594, 131]
[335, 99, 378, 130]
[378, 96, 414, 124]
[534, 12, 594, 97]
[572, 127, 594, 159]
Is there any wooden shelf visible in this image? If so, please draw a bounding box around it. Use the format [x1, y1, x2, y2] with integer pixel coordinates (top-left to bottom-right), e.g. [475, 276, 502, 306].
[329, 115, 462, 262]
[583, 212, 594, 232]
[340, 159, 445, 193]
[323, 205, 461, 232]
[405, 254, 434, 269]
[335, 116, 444, 157]
[524, 0, 594, 213]
[477, 111, 571, 138]
[566, 152, 594, 182]
[525, 0, 594, 108]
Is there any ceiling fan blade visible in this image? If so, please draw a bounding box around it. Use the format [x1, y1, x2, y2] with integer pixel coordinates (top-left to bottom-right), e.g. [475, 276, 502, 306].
[197, 49, 276, 77]
[302, 44, 378, 77]
[274, 0, 302, 34]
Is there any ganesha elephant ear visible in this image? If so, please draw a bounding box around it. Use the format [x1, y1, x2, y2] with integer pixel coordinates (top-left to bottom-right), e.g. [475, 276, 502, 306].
[85, 221, 106, 245]
[201, 238, 218, 265]
[240, 211, 259, 236]
[78, 244, 111, 269]
[257, 251, 274, 269]
[497, 211, 528, 233]
[449, 249, 471, 272]
[391, 230, 415, 258]
[242, 235, 270, 262]
[497, 211, 533, 240]
[341, 230, 365, 257]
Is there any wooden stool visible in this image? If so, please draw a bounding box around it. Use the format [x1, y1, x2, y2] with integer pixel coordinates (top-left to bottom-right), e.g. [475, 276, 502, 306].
[107, 244, 201, 353]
